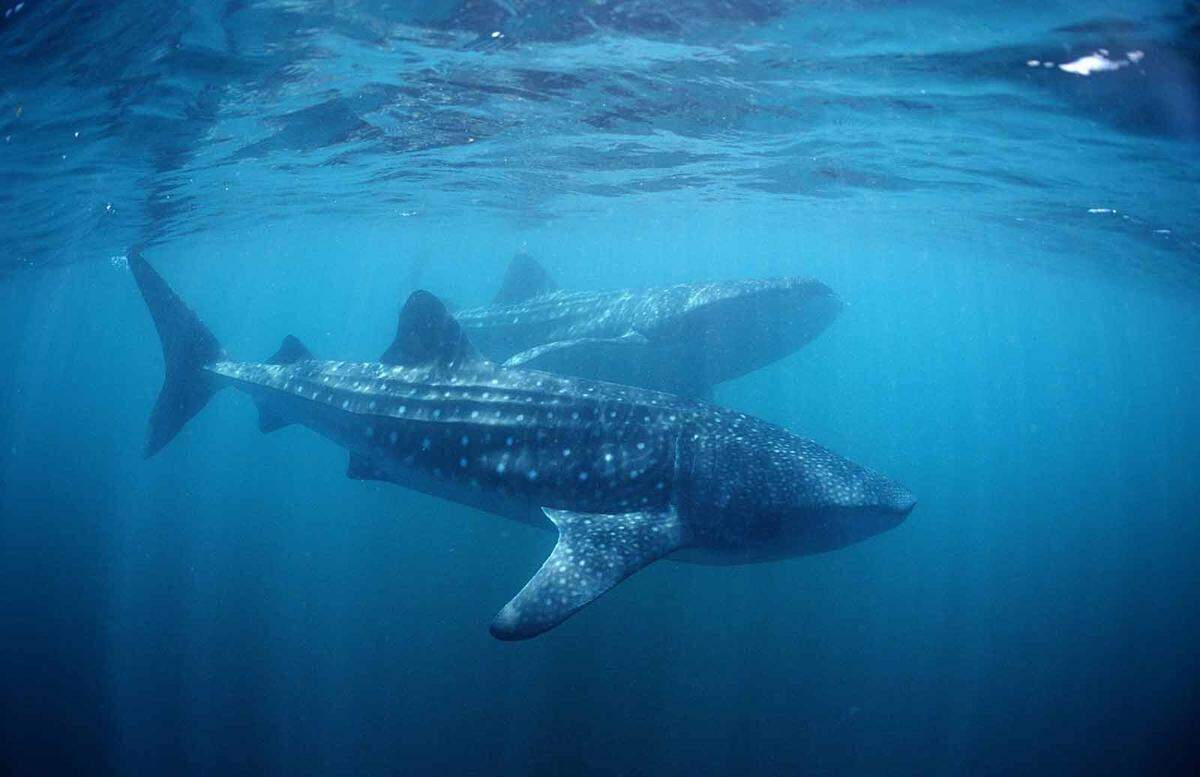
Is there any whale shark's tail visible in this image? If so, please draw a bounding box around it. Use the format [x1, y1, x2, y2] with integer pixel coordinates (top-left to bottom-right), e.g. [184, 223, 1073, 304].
[130, 252, 227, 458]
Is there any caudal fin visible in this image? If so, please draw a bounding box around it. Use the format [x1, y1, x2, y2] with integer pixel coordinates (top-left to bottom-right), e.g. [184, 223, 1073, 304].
[129, 252, 227, 458]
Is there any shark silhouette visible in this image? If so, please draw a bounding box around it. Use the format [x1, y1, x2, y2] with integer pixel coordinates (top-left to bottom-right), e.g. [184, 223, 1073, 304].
[132, 254, 913, 640]
[453, 254, 843, 398]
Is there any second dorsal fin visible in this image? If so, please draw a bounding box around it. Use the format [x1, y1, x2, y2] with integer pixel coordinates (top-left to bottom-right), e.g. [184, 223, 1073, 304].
[492, 253, 556, 305]
[380, 290, 484, 369]
[260, 336, 314, 433]
[266, 335, 313, 365]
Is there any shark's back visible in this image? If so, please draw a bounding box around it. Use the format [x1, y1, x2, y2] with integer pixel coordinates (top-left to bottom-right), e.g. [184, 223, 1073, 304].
[213, 358, 688, 517]
[455, 288, 634, 356]
[451, 256, 843, 397]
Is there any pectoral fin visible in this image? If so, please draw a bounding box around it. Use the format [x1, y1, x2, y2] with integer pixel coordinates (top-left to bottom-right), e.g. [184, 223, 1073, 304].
[503, 331, 649, 373]
[504, 332, 712, 398]
[490, 506, 686, 641]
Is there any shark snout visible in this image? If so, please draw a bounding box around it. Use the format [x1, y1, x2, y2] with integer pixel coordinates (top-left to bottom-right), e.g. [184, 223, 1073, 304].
[845, 478, 915, 540]
[851, 481, 915, 547]
[886, 484, 917, 517]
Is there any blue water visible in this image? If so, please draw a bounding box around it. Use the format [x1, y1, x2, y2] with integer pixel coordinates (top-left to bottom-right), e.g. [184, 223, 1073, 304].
[2, 1, 1199, 775]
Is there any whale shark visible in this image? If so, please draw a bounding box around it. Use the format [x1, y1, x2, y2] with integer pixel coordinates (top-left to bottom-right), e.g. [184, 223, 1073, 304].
[132, 254, 913, 640]
[451, 254, 843, 398]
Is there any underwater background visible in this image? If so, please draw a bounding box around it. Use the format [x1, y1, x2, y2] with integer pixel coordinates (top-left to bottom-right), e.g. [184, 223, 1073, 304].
[2, 1, 1199, 774]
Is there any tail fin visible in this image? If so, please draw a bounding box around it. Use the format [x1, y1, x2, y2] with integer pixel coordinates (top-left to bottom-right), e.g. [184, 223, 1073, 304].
[129, 252, 227, 458]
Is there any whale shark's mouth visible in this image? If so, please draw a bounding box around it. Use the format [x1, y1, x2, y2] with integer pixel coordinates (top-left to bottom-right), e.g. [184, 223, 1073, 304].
[801, 499, 914, 556]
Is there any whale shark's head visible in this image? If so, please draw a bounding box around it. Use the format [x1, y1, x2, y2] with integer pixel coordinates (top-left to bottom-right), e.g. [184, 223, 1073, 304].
[782, 454, 916, 555]
[801, 477, 916, 553]
[683, 432, 915, 561]
[643, 278, 843, 386]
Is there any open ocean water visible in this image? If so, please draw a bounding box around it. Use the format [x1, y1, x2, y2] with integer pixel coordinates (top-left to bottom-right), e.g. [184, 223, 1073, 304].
[2, 1, 1199, 775]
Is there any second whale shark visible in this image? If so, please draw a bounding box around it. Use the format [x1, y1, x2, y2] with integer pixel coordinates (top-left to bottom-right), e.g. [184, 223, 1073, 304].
[133, 254, 912, 640]
[452, 254, 843, 398]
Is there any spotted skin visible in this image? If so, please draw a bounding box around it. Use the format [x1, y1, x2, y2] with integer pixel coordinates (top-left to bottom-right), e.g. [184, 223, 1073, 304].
[208, 356, 915, 638]
[132, 255, 911, 640]
[213, 360, 678, 524]
[492, 507, 687, 639]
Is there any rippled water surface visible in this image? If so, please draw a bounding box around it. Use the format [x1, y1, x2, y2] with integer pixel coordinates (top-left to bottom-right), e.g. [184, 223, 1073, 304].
[2, 1, 1198, 282]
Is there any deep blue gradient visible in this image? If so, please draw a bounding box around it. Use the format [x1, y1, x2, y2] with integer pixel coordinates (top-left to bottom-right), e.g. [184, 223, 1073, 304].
[2, 2, 1199, 775]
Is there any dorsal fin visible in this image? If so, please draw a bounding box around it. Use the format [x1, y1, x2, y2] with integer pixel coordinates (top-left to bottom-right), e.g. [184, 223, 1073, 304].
[492, 253, 556, 305]
[266, 335, 313, 365]
[380, 290, 484, 369]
